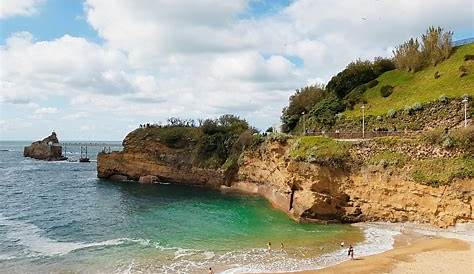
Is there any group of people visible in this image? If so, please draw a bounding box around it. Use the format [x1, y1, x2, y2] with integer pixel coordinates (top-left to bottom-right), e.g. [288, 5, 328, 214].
[266, 241, 285, 251]
[207, 241, 356, 273]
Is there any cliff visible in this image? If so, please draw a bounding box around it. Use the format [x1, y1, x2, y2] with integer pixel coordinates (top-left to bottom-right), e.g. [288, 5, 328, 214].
[97, 128, 473, 228]
[24, 132, 67, 161]
[233, 139, 472, 227]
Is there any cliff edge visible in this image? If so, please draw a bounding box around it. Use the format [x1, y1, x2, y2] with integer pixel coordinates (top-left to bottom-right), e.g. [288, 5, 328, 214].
[98, 125, 473, 228]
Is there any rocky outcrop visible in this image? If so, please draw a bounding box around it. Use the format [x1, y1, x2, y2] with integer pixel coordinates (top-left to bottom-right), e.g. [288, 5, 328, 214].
[24, 132, 67, 161]
[97, 151, 224, 187]
[233, 141, 473, 227]
[97, 136, 473, 228]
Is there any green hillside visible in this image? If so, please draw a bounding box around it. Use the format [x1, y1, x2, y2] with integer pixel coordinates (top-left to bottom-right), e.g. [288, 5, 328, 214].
[344, 43, 474, 118]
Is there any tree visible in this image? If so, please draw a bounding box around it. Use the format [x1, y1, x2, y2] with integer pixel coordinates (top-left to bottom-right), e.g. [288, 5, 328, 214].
[281, 84, 326, 132]
[326, 60, 376, 98]
[393, 26, 453, 71]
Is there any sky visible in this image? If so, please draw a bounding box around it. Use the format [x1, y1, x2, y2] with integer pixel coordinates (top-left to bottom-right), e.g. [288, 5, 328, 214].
[0, 0, 473, 141]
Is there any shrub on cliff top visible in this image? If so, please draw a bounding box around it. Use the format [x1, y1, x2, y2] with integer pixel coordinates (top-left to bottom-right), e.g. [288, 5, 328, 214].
[411, 156, 474, 186]
[267, 132, 289, 144]
[289, 136, 351, 166]
[450, 126, 474, 150]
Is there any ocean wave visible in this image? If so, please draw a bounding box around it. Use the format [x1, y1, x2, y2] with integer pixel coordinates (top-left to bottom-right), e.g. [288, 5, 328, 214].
[220, 225, 400, 273]
[0, 214, 132, 257]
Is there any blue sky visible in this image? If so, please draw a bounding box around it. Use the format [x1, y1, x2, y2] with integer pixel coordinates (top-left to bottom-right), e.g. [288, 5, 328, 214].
[1, 0, 295, 44]
[0, 0, 473, 141]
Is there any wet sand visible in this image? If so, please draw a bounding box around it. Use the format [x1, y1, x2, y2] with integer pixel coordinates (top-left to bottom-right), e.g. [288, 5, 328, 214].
[286, 223, 474, 274]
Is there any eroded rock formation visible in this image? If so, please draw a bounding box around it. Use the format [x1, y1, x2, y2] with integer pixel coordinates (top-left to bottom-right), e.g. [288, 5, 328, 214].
[24, 132, 67, 161]
[233, 141, 472, 227]
[97, 136, 473, 228]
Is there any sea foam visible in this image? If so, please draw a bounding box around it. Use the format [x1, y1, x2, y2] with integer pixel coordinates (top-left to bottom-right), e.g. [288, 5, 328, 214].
[0, 214, 131, 257]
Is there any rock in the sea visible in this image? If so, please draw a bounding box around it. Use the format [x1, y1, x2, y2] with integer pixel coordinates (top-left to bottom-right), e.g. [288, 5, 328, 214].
[138, 175, 159, 184]
[23, 132, 67, 161]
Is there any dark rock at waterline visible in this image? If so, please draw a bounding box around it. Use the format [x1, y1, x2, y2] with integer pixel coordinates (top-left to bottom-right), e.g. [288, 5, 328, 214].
[139, 175, 159, 184]
[109, 174, 129, 181]
[23, 132, 67, 161]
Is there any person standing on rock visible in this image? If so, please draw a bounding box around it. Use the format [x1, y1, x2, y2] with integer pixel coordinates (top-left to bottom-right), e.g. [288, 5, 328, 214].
[267, 241, 272, 251]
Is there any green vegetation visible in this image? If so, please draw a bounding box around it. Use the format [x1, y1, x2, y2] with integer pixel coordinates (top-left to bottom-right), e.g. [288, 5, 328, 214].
[289, 136, 350, 166]
[280, 27, 473, 132]
[380, 85, 394, 97]
[281, 84, 327, 132]
[411, 156, 474, 187]
[368, 151, 408, 167]
[267, 132, 289, 143]
[393, 26, 453, 72]
[326, 58, 395, 98]
[421, 126, 473, 150]
[127, 115, 264, 169]
[344, 43, 474, 117]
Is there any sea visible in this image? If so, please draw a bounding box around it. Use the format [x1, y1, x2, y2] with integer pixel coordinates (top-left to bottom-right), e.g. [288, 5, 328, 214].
[0, 141, 398, 274]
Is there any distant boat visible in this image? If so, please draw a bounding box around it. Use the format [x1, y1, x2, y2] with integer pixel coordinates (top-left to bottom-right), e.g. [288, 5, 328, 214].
[79, 146, 90, 163]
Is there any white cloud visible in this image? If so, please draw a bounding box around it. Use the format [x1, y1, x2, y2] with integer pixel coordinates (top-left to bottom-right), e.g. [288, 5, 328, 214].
[0, 0, 43, 19]
[1, 0, 473, 140]
[34, 107, 59, 114]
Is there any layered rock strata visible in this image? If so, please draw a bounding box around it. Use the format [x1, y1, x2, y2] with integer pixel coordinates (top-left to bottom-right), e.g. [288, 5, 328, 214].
[98, 137, 473, 228]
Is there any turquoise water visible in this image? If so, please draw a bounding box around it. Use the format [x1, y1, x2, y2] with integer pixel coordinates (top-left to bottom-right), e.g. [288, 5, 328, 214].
[0, 141, 363, 273]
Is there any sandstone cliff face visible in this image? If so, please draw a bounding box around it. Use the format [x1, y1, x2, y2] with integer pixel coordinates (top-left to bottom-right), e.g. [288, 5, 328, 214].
[234, 141, 473, 228]
[24, 132, 67, 161]
[97, 151, 223, 187]
[97, 137, 472, 228]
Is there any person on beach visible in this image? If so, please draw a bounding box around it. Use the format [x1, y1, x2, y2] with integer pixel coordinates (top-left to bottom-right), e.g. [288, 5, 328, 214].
[280, 242, 284, 250]
[340, 241, 344, 247]
[208, 267, 214, 274]
[267, 241, 272, 251]
[348, 245, 354, 259]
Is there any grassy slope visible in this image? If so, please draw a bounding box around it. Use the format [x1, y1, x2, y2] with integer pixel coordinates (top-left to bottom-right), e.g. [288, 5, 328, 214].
[345, 43, 474, 118]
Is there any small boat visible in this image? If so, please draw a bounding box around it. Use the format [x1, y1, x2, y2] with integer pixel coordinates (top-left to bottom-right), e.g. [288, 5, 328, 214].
[79, 157, 90, 163]
[79, 146, 90, 163]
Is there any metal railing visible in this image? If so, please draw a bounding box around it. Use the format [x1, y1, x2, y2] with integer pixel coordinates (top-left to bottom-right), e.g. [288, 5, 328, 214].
[304, 130, 421, 139]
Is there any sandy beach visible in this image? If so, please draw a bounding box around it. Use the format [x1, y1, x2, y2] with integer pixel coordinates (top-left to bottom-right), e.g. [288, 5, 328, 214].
[287, 223, 474, 274]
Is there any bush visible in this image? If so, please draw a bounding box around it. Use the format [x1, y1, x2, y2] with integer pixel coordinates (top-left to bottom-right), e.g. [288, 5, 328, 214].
[438, 95, 448, 103]
[367, 79, 379, 88]
[267, 132, 289, 143]
[372, 57, 395, 75]
[344, 84, 367, 109]
[411, 157, 474, 186]
[421, 128, 446, 145]
[387, 109, 396, 118]
[405, 102, 423, 115]
[160, 127, 192, 148]
[450, 126, 474, 150]
[393, 26, 453, 71]
[464, 54, 474, 61]
[289, 136, 350, 167]
[326, 60, 377, 98]
[380, 85, 394, 97]
[309, 95, 346, 127]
